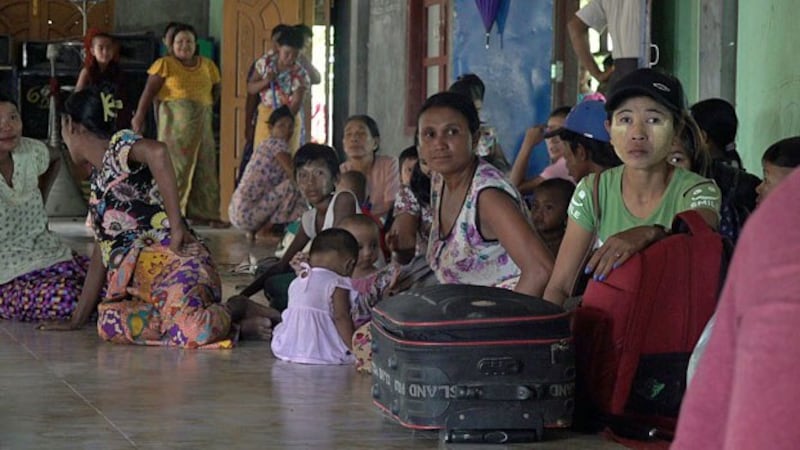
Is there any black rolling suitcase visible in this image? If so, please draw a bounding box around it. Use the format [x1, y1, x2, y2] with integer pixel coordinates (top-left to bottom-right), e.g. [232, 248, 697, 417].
[370, 285, 575, 443]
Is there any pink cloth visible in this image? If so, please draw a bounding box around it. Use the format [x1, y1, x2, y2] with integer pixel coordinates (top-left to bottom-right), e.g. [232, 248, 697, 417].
[539, 157, 574, 183]
[672, 168, 800, 449]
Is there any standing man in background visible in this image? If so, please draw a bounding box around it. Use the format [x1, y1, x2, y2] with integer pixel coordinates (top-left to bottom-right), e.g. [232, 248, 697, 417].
[568, 0, 645, 89]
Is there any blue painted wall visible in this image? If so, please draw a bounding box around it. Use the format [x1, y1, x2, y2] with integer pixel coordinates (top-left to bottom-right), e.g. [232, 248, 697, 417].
[452, 0, 554, 176]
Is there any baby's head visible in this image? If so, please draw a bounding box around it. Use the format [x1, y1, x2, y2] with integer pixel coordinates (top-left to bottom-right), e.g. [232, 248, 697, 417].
[337, 170, 367, 205]
[339, 215, 381, 273]
[308, 228, 359, 277]
[531, 178, 575, 234]
[757, 136, 800, 204]
[398, 145, 419, 186]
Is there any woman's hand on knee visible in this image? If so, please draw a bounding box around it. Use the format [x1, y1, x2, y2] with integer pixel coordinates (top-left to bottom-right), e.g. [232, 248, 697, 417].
[170, 225, 202, 257]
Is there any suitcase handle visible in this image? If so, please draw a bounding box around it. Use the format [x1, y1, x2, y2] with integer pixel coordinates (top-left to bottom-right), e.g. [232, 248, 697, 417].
[453, 382, 575, 401]
[453, 384, 551, 401]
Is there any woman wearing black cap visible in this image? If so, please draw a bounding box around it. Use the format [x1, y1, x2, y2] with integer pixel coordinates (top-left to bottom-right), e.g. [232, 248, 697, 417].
[544, 69, 722, 305]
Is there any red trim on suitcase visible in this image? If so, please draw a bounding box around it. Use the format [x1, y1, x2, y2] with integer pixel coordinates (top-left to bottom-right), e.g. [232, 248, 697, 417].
[371, 310, 571, 329]
[372, 322, 572, 347]
[373, 400, 442, 430]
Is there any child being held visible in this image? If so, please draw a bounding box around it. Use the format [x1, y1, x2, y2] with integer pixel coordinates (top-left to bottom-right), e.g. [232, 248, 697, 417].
[271, 228, 359, 365]
[339, 215, 406, 373]
[338, 170, 389, 262]
[398, 145, 419, 187]
[531, 178, 575, 258]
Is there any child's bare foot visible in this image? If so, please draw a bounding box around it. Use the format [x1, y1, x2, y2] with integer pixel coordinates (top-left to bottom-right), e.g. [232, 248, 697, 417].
[240, 317, 272, 340]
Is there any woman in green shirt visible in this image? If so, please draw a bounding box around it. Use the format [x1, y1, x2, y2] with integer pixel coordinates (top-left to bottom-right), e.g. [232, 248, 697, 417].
[544, 69, 721, 306]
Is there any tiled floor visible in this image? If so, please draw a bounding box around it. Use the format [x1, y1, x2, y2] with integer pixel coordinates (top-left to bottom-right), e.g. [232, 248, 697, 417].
[0, 219, 623, 449]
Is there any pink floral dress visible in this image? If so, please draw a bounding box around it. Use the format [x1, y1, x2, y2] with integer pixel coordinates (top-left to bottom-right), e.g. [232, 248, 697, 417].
[427, 159, 526, 289]
[253, 52, 310, 109]
[393, 185, 433, 256]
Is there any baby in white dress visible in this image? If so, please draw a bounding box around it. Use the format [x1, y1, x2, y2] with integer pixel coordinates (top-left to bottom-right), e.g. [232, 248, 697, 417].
[271, 228, 359, 365]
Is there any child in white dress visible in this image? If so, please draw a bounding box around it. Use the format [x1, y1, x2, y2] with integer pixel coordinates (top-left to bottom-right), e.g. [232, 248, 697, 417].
[271, 228, 359, 365]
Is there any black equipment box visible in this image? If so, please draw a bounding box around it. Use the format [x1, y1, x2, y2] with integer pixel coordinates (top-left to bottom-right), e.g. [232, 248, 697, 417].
[370, 285, 575, 443]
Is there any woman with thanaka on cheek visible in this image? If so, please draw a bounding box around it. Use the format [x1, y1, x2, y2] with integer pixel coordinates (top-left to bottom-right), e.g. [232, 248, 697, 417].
[543, 69, 722, 306]
[419, 92, 553, 297]
[238, 144, 360, 305]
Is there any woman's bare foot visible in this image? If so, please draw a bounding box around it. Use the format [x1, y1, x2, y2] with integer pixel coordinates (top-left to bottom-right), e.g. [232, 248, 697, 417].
[240, 317, 272, 340]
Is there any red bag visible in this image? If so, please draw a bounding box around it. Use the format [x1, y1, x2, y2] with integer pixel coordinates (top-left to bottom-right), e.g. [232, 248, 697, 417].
[574, 210, 725, 433]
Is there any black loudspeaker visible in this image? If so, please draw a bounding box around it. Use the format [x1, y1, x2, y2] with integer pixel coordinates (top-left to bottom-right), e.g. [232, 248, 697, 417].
[17, 72, 77, 139]
[113, 33, 158, 70]
[0, 35, 11, 65]
[20, 41, 83, 71]
[0, 67, 15, 102]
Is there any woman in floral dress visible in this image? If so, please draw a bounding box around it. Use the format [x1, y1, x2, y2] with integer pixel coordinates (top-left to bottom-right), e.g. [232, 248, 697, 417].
[228, 105, 307, 239]
[40, 87, 274, 347]
[418, 92, 553, 296]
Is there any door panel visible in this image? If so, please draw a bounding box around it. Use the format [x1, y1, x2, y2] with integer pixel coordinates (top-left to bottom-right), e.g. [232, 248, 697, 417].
[0, 0, 114, 43]
[39, 0, 114, 40]
[220, 0, 311, 220]
[0, 1, 37, 42]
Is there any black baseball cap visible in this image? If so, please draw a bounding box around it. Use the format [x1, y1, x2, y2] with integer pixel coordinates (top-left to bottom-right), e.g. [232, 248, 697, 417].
[605, 68, 687, 114]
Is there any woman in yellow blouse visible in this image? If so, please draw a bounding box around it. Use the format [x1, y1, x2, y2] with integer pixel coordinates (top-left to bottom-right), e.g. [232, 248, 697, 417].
[132, 24, 226, 227]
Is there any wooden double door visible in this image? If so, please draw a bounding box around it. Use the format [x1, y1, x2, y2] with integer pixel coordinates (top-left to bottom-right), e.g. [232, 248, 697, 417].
[0, 0, 114, 43]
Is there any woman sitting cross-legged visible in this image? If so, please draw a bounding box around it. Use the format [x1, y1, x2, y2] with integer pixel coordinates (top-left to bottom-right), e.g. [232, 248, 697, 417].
[0, 93, 88, 321]
[39, 87, 276, 347]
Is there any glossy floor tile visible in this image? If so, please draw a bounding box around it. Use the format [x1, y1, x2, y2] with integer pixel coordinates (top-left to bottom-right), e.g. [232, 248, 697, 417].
[0, 219, 624, 449]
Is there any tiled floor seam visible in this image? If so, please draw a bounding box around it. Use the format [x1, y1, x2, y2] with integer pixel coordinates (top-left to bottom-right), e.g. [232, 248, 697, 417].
[61, 380, 139, 448]
[2, 325, 138, 448]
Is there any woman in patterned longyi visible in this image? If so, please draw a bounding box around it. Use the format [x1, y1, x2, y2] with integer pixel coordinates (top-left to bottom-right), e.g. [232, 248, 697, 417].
[39, 87, 276, 348]
[0, 93, 88, 321]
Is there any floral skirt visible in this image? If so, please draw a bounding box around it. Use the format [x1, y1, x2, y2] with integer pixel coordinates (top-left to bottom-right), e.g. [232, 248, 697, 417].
[0, 254, 89, 321]
[228, 169, 306, 232]
[352, 322, 373, 374]
[98, 244, 235, 349]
